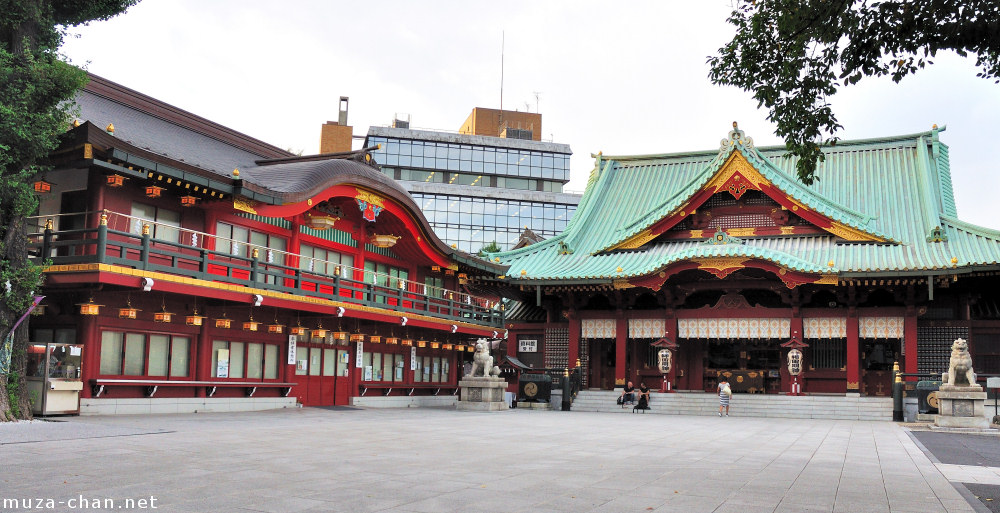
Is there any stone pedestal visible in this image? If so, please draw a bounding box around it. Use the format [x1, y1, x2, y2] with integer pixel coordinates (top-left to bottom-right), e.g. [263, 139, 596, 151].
[934, 384, 990, 429]
[457, 377, 508, 411]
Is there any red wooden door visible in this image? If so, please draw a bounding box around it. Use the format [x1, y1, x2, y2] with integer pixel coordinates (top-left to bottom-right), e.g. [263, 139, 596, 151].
[320, 348, 337, 405]
[334, 348, 351, 405]
[305, 347, 323, 405]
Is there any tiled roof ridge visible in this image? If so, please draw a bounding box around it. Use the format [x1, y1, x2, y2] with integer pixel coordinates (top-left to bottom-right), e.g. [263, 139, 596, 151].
[83, 73, 293, 160]
[600, 127, 939, 162]
[941, 215, 1000, 240]
[599, 136, 895, 252]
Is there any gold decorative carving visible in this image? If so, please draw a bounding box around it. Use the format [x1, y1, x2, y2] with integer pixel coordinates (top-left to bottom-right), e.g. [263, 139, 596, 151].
[727, 227, 756, 237]
[707, 152, 767, 193]
[83, 143, 93, 159]
[612, 279, 634, 289]
[779, 226, 796, 235]
[615, 378, 625, 385]
[847, 381, 859, 390]
[613, 229, 657, 250]
[695, 257, 747, 271]
[827, 222, 883, 242]
[355, 188, 386, 207]
[690, 229, 705, 238]
[233, 197, 258, 214]
[815, 274, 839, 285]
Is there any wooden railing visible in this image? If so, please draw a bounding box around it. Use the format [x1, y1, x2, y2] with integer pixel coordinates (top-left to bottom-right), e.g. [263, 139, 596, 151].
[27, 220, 504, 328]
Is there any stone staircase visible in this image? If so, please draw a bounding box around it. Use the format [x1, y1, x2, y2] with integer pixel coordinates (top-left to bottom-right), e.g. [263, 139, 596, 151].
[557, 390, 893, 421]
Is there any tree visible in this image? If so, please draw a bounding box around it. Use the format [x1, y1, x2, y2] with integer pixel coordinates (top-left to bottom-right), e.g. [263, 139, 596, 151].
[708, 1, 1000, 185]
[478, 241, 502, 256]
[1, 0, 137, 421]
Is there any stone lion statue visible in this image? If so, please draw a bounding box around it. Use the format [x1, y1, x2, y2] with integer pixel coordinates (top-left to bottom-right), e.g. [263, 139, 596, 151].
[469, 340, 500, 378]
[943, 338, 976, 386]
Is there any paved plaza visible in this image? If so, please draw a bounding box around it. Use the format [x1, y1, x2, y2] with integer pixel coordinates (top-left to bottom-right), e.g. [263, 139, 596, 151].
[0, 407, 995, 513]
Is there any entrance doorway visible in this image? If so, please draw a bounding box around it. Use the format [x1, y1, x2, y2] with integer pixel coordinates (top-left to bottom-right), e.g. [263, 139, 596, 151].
[295, 344, 351, 406]
[861, 338, 900, 397]
[703, 339, 782, 393]
[587, 338, 615, 390]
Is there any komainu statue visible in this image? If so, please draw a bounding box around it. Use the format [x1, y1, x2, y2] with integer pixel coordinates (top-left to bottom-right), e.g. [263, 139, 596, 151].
[943, 338, 976, 386]
[469, 340, 500, 378]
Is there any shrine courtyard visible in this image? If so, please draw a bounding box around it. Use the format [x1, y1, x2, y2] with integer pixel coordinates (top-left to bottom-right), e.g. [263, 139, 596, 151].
[2, 407, 996, 513]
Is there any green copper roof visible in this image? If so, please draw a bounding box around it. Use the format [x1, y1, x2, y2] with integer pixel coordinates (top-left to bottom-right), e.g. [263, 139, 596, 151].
[489, 125, 1000, 283]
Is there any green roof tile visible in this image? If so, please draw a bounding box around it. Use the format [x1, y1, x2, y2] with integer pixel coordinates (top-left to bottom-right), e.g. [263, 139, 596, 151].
[489, 126, 1000, 282]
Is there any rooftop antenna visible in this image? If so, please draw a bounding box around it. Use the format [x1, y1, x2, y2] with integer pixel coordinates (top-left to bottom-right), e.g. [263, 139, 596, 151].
[499, 30, 504, 136]
[533, 91, 541, 113]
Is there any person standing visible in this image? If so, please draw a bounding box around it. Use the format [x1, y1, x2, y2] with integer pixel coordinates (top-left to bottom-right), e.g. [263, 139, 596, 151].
[718, 378, 731, 417]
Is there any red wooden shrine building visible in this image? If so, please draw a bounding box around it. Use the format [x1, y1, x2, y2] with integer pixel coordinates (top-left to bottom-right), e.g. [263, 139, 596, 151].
[28, 74, 504, 414]
[486, 123, 1000, 397]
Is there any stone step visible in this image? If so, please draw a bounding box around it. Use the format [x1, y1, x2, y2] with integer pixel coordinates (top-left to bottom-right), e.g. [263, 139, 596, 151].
[558, 391, 892, 421]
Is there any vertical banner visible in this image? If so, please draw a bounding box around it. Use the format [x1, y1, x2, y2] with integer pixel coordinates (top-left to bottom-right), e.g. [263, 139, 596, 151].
[355, 341, 364, 368]
[216, 349, 230, 378]
[410, 346, 417, 371]
[287, 335, 297, 365]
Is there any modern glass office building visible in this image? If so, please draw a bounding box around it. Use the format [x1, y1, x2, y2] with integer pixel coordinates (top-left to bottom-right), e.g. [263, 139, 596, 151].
[365, 111, 580, 253]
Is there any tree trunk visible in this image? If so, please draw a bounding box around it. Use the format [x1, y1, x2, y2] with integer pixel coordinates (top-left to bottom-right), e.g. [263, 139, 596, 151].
[1, 216, 35, 422]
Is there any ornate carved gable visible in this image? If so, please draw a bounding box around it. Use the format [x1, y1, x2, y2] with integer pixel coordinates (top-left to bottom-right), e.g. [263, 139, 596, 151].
[610, 142, 886, 250]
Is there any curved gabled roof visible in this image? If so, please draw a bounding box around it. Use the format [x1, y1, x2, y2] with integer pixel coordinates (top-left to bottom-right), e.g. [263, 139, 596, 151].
[239, 153, 413, 205]
[489, 125, 1000, 283]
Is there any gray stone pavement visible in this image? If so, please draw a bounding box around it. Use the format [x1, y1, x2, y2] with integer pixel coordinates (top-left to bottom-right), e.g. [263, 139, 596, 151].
[0, 408, 983, 513]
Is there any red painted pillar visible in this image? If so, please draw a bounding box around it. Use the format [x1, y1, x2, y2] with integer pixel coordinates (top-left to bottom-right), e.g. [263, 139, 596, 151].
[904, 310, 918, 378]
[846, 313, 860, 393]
[194, 322, 210, 397]
[507, 333, 517, 358]
[568, 313, 580, 370]
[79, 315, 99, 399]
[615, 314, 627, 388]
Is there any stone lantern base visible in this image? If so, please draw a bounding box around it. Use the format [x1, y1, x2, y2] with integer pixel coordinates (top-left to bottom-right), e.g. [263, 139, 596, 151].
[934, 384, 990, 429]
[457, 377, 508, 411]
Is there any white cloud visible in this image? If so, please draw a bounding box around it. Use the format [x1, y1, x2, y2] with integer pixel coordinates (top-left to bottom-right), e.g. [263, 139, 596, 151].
[61, 0, 1000, 228]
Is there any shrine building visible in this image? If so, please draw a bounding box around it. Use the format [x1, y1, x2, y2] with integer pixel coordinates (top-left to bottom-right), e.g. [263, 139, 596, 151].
[27, 74, 504, 415]
[485, 123, 1000, 397]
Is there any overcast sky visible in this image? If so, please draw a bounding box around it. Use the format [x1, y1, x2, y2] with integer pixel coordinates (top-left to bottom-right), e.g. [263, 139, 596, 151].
[61, 1, 1000, 228]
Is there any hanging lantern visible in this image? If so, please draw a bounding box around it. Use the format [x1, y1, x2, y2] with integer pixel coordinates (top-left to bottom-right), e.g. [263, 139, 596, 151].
[267, 323, 284, 334]
[385, 337, 398, 345]
[153, 309, 174, 323]
[442, 343, 453, 350]
[33, 180, 52, 193]
[466, 345, 475, 352]
[401, 338, 413, 346]
[290, 325, 307, 336]
[78, 298, 102, 316]
[31, 304, 46, 316]
[350, 333, 365, 343]
[304, 212, 339, 230]
[145, 185, 163, 198]
[368, 335, 382, 344]
[312, 324, 328, 339]
[106, 174, 127, 187]
[118, 297, 140, 319]
[333, 330, 348, 341]
[431, 266, 441, 273]
[430, 341, 440, 349]
[417, 340, 427, 348]
[369, 233, 400, 248]
[185, 310, 206, 326]
[215, 315, 232, 329]
[180, 195, 198, 207]
[243, 313, 260, 331]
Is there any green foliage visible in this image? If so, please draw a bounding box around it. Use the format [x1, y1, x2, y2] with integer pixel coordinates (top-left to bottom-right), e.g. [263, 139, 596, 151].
[1, 0, 137, 420]
[708, 0, 1000, 185]
[478, 241, 502, 256]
